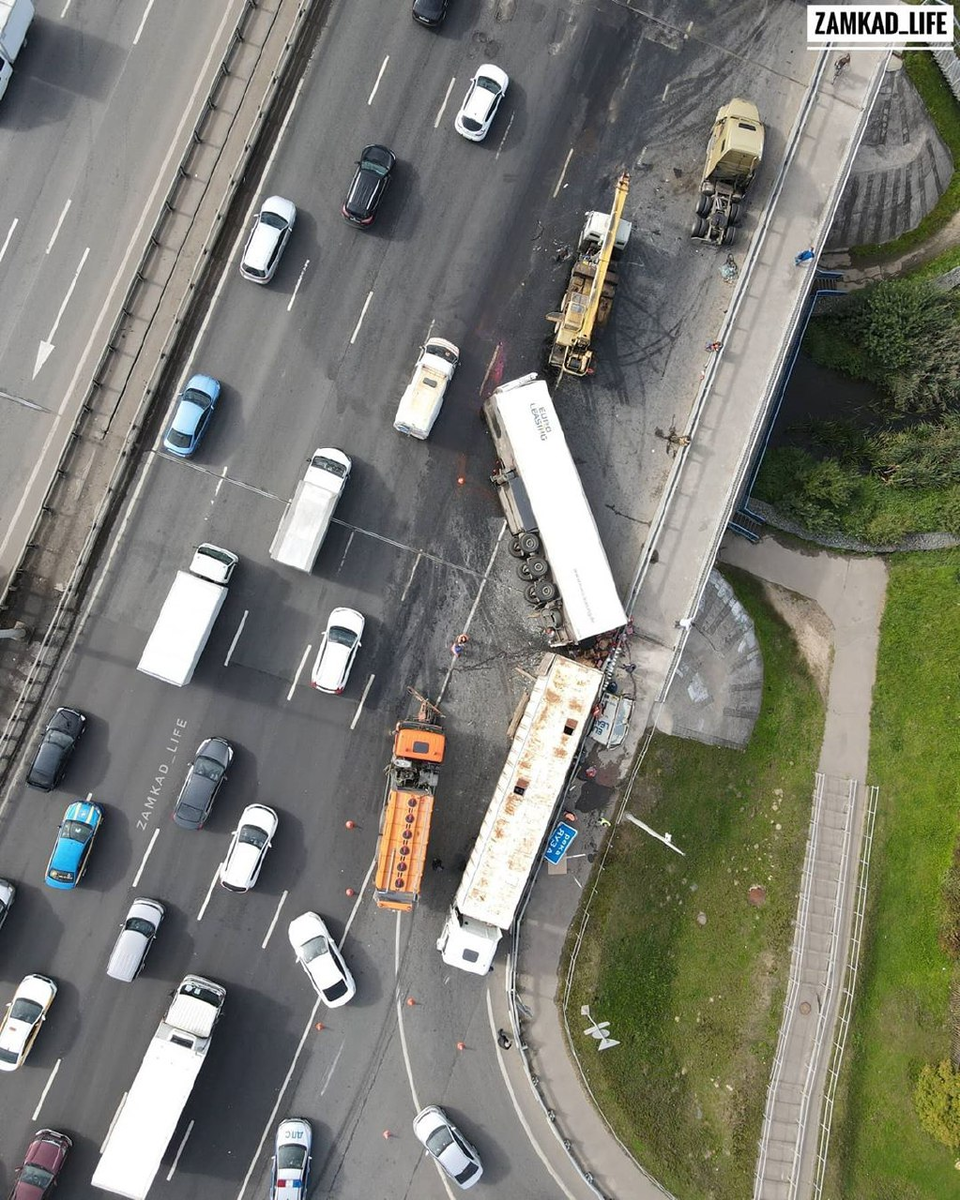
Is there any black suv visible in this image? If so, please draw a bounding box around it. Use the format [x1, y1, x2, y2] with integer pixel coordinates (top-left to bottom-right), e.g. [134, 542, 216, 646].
[412, 0, 448, 26]
[342, 145, 396, 227]
[26, 708, 86, 791]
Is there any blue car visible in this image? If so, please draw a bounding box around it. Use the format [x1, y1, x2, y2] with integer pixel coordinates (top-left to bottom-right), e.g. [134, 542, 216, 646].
[44, 800, 103, 890]
[162, 373, 221, 458]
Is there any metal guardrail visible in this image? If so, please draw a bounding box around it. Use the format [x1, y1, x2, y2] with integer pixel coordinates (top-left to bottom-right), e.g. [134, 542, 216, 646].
[924, 1, 960, 101]
[811, 784, 880, 1199]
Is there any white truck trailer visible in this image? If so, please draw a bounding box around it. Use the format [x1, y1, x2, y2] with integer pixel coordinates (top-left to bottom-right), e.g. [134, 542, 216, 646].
[483, 374, 626, 646]
[393, 337, 460, 439]
[92, 975, 226, 1200]
[0, 0, 33, 103]
[437, 654, 603, 975]
[269, 447, 351, 571]
[137, 544, 238, 687]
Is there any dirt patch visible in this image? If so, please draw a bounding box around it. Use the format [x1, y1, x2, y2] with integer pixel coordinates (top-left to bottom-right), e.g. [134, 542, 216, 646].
[758, 580, 834, 701]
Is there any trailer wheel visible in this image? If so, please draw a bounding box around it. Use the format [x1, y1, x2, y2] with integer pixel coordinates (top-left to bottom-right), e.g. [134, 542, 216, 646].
[525, 584, 542, 607]
[732, 191, 743, 203]
[691, 217, 707, 239]
[519, 532, 541, 556]
[508, 538, 526, 559]
[722, 224, 738, 246]
[728, 200, 741, 226]
[527, 557, 550, 579]
[535, 580, 559, 603]
[518, 561, 533, 581]
[696, 192, 712, 217]
[702, 181, 715, 196]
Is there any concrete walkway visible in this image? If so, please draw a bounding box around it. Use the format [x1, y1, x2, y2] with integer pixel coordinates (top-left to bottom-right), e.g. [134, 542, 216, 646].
[719, 534, 887, 1200]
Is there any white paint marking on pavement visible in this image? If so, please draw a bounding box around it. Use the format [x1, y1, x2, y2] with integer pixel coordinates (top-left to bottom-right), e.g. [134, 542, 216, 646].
[553, 148, 574, 199]
[495, 112, 515, 161]
[0, 217, 17, 267]
[166, 1119, 194, 1180]
[288, 644, 312, 702]
[400, 552, 422, 604]
[319, 1041, 345, 1096]
[344, 855, 376, 939]
[197, 867, 220, 922]
[350, 675, 375, 731]
[350, 291, 374, 345]
[34, 247, 90, 378]
[59, 1, 72, 19]
[435, 76, 456, 128]
[46, 200, 71, 255]
[479, 343, 500, 395]
[368, 55, 389, 106]
[224, 610, 248, 667]
[262, 890, 288, 949]
[131, 827, 160, 888]
[336, 529, 354, 575]
[661, 82, 670, 101]
[484, 989, 578, 1200]
[287, 259, 310, 312]
[214, 464, 228, 498]
[101, 1093, 127, 1153]
[32, 1059, 61, 1121]
[439, 520, 508, 701]
[133, 0, 157, 46]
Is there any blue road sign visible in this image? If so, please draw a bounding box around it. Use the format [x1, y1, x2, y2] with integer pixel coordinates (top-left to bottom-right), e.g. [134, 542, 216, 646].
[544, 821, 578, 864]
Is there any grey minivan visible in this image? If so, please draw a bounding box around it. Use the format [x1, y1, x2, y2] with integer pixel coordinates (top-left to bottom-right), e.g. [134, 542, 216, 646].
[107, 898, 165, 982]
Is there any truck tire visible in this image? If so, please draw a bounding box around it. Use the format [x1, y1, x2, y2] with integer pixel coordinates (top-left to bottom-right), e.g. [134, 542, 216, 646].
[535, 580, 558, 603]
[728, 200, 741, 226]
[722, 224, 738, 246]
[696, 192, 712, 217]
[527, 557, 550, 579]
[518, 561, 533, 581]
[691, 217, 707, 239]
[508, 538, 527, 559]
[702, 181, 716, 196]
[518, 532, 541, 556]
[525, 584, 542, 607]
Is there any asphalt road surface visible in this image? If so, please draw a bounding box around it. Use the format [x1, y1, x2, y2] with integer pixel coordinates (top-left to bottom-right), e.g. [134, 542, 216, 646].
[0, 2, 812, 1197]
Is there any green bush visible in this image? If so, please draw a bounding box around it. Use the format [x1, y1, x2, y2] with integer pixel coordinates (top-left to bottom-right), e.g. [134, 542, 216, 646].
[914, 1060, 960, 1149]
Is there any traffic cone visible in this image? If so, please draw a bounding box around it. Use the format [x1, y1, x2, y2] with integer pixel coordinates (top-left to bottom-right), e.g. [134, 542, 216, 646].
[382, 1130, 392, 1140]
[315, 1022, 325, 1031]
[345, 820, 356, 829]
[406, 996, 416, 1007]
[456, 1041, 466, 1051]
[345, 887, 355, 897]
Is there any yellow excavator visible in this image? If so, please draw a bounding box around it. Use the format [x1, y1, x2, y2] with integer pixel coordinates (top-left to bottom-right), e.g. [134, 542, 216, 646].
[546, 172, 631, 379]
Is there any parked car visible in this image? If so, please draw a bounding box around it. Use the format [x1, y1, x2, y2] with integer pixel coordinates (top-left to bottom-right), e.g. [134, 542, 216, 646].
[454, 64, 509, 142]
[44, 800, 103, 890]
[8, 1129, 72, 1198]
[173, 738, 233, 830]
[342, 145, 396, 226]
[162, 373, 221, 458]
[412, 1105, 483, 1189]
[106, 898, 165, 982]
[219, 805, 278, 892]
[25, 707, 86, 792]
[412, 0, 448, 26]
[0, 975, 57, 1072]
[0, 879, 15, 933]
[310, 607, 365, 694]
[269, 1117, 312, 1200]
[240, 195, 296, 283]
[288, 911, 356, 1007]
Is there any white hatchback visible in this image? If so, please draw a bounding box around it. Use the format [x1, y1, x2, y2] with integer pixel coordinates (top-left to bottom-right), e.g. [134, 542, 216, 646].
[240, 196, 297, 283]
[288, 911, 356, 1007]
[413, 1105, 484, 1189]
[0, 974, 57, 1072]
[310, 607, 365, 694]
[220, 804, 279, 893]
[454, 64, 509, 142]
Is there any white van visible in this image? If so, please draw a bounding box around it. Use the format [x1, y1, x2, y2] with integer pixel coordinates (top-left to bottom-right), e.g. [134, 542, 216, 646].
[394, 338, 459, 440]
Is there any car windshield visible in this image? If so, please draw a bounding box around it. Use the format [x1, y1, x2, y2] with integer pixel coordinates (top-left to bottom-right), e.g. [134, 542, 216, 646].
[362, 160, 389, 177]
[62, 820, 92, 843]
[182, 388, 211, 408]
[426, 1125, 455, 1156]
[9, 997, 42, 1024]
[124, 917, 155, 936]
[239, 825, 268, 849]
[45, 730, 74, 750]
[328, 626, 357, 649]
[261, 211, 287, 230]
[19, 1165, 54, 1188]
[277, 1145, 307, 1170]
[477, 76, 501, 94]
[299, 934, 329, 963]
[193, 757, 225, 782]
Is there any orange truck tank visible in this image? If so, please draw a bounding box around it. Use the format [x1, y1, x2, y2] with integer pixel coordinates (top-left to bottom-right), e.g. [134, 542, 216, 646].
[374, 720, 446, 911]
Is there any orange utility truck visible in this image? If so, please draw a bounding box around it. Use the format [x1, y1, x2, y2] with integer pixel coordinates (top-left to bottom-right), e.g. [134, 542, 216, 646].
[373, 705, 446, 911]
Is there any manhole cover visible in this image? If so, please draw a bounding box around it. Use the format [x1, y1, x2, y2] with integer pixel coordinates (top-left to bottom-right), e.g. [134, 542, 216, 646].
[799, 1001, 812, 1016]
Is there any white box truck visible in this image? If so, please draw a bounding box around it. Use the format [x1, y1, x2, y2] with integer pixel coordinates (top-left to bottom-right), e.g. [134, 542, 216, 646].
[482, 374, 626, 646]
[393, 337, 459, 439]
[0, 0, 33, 103]
[137, 544, 238, 687]
[437, 654, 603, 975]
[269, 447, 351, 571]
[92, 975, 226, 1200]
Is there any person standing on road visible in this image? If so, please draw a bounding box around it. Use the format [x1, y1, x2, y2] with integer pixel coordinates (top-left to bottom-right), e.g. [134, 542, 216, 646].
[795, 246, 816, 266]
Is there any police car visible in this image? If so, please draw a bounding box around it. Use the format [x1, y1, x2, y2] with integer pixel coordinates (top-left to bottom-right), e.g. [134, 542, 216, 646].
[270, 1118, 311, 1199]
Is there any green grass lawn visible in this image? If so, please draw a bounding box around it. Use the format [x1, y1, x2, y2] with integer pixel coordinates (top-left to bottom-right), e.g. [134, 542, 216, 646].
[562, 569, 825, 1199]
[825, 550, 960, 1199]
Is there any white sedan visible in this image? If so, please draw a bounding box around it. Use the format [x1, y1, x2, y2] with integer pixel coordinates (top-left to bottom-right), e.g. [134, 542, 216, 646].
[413, 1105, 484, 1189]
[0, 974, 57, 1072]
[220, 805, 278, 893]
[310, 607, 365, 695]
[454, 64, 509, 142]
[288, 911, 356, 1007]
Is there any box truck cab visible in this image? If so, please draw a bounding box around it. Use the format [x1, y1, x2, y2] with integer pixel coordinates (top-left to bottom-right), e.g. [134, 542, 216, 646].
[0, 0, 34, 103]
[394, 338, 459, 440]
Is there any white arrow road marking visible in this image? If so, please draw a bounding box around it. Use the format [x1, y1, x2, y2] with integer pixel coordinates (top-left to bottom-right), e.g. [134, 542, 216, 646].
[35, 247, 90, 378]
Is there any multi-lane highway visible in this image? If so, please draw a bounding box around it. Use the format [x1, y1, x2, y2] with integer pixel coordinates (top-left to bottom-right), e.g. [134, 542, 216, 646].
[0, 1, 811, 1197]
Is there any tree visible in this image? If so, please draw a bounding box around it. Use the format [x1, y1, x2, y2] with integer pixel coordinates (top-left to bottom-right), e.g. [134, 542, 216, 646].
[914, 1059, 960, 1149]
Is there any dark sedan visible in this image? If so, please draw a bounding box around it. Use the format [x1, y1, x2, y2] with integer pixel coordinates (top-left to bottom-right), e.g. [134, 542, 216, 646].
[412, 0, 448, 25]
[341, 145, 396, 226]
[173, 737, 233, 830]
[9, 1129, 71, 1199]
[25, 708, 86, 792]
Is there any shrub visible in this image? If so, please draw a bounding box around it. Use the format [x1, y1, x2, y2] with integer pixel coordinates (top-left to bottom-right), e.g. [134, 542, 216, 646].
[914, 1060, 960, 1149]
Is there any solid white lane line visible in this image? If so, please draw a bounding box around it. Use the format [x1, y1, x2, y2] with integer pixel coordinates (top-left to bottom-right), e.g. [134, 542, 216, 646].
[214, 464, 228, 498]
[553, 148, 574, 199]
[439, 520, 508, 701]
[224, 610, 248, 667]
[484, 990, 578, 1200]
[336, 529, 355, 575]
[400, 552, 422, 604]
[287, 259, 310, 312]
[343, 855, 376, 939]
[350, 291, 373, 345]
[197, 867, 220, 921]
[46, 200, 71, 254]
[435, 77, 456, 128]
[368, 55, 389, 105]
[288, 644, 312, 702]
[262, 890, 288, 949]
[350, 675, 375, 731]
[0, 218, 17, 267]
[495, 112, 515, 160]
[166, 1119, 194, 1180]
[131, 828, 160, 888]
[319, 1041, 345, 1096]
[133, 0, 157, 46]
[32, 1059, 60, 1121]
